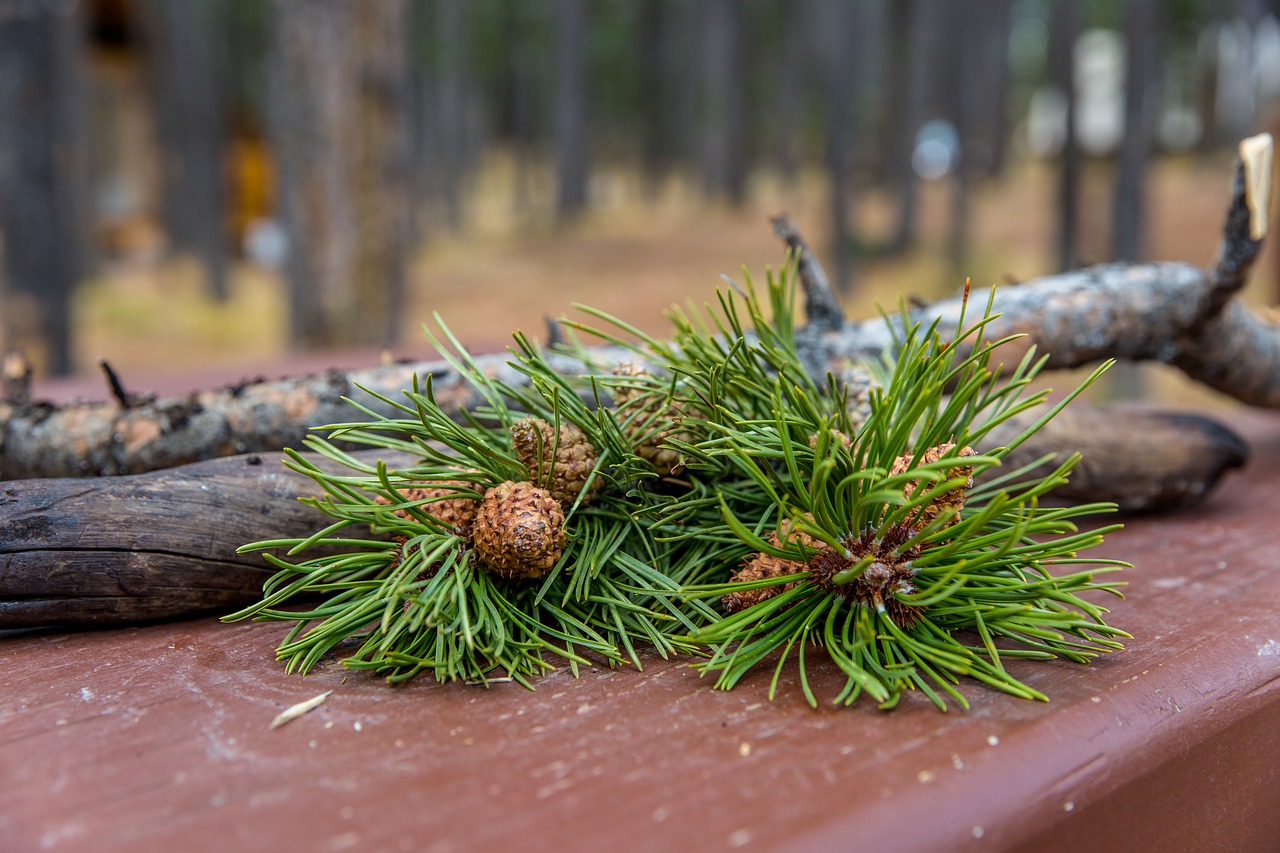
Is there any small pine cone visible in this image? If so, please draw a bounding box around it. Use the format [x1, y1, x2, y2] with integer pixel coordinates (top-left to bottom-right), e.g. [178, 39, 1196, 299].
[610, 363, 688, 474]
[889, 443, 978, 528]
[722, 523, 818, 613]
[472, 481, 567, 580]
[510, 416, 602, 507]
[375, 480, 479, 536]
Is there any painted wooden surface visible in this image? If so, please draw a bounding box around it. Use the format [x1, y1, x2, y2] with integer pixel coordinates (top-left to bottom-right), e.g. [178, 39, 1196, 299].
[2, 412, 1279, 853]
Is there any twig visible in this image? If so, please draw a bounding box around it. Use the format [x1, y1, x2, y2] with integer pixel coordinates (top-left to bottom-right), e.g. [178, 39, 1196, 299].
[1206, 133, 1272, 316]
[99, 359, 134, 409]
[2, 350, 31, 406]
[770, 213, 845, 332]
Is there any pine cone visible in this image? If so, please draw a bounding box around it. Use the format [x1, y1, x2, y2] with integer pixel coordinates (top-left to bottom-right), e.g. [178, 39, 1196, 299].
[510, 416, 602, 507]
[722, 520, 821, 613]
[375, 480, 479, 536]
[471, 481, 567, 580]
[611, 362, 688, 474]
[889, 443, 978, 528]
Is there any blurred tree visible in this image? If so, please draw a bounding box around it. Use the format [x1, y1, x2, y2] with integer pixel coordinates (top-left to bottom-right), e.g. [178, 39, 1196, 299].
[1113, 0, 1163, 261]
[0, 0, 88, 375]
[268, 0, 410, 348]
[555, 0, 588, 219]
[701, 0, 747, 205]
[140, 0, 232, 302]
[820, 0, 857, 292]
[1051, 0, 1083, 272]
[886, 0, 944, 255]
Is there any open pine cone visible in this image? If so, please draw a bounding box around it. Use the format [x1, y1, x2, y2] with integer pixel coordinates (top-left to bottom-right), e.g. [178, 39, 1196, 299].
[889, 443, 978, 528]
[510, 416, 602, 507]
[722, 518, 822, 613]
[611, 362, 689, 475]
[375, 480, 480, 536]
[471, 481, 567, 580]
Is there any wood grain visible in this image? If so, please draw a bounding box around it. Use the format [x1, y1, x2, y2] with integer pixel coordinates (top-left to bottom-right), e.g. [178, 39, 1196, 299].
[0, 452, 330, 628]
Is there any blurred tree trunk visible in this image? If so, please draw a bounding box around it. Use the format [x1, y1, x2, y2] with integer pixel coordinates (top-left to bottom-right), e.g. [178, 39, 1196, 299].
[771, 0, 807, 181]
[140, 0, 231, 302]
[555, 0, 589, 219]
[701, 0, 747, 205]
[821, 0, 857, 292]
[0, 0, 88, 376]
[431, 0, 471, 232]
[1050, 0, 1083, 272]
[887, 0, 942, 254]
[1113, 0, 1162, 262]
[946, 1, 975, 272]
[974, 0, 1014, 180]
[639, 0, 674, 191]
[269, 0, 411, 349]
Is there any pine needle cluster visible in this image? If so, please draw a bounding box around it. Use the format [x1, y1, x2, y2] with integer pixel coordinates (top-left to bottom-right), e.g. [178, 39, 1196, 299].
[227, 258, 1128, 709]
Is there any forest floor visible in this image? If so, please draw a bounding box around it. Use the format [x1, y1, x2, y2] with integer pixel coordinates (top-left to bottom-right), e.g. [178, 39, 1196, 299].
[34, 153, 1279, 409]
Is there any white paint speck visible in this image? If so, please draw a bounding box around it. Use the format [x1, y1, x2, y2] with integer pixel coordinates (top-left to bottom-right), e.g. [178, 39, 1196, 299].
[1090, 696, 1102, 703]
[652, 806, 670, 822]
[1152, 577, 1187, 590]
[917, 770, 936, 784]
[728, 829, 753, 847]
[986, 735, 999, 747]
[78, 687, 94, 702]
[972, 826, 985, 839]
[353, 720, 363, 732]
[1064, 801, 1076, 812]
[738, 742, 752, 757]
[1257, 639, 1280, 657]
[951, 754, 966, 771]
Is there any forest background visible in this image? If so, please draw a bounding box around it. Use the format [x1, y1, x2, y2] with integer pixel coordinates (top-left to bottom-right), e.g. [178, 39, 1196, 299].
[2, 0, 1279, 408]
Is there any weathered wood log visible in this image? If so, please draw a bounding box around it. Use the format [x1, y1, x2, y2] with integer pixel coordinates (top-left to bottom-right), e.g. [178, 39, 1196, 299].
[1, 136, 1272, 482]
[981, 406, 1249, 512]
[0, 452, 337, 629]
[0, 404, 1250, 629]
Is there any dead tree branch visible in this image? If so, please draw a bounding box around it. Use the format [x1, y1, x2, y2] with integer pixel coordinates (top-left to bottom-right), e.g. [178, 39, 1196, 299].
[1, 136, 1274, 482]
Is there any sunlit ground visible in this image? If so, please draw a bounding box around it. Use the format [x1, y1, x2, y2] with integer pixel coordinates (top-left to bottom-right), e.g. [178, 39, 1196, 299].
[43, 152, 1277, 409]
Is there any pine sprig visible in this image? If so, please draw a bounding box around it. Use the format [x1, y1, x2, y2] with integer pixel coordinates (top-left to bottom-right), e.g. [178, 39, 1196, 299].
[230, 254, 1128, 710]
[574, 267, 1131, 711]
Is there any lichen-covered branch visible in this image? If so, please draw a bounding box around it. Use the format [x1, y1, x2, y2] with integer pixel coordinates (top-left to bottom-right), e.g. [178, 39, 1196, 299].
[1, 136, 1274, 481]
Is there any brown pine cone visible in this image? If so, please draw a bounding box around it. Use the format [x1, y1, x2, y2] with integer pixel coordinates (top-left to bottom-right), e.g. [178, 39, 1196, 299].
[510, 416, 602, 507]
[889, 443, 978, 528]
[610, 362, 689, 475]
[471, 481, 567, 580]
[375, 480, 479, 536]
[722, 519, 821, 613]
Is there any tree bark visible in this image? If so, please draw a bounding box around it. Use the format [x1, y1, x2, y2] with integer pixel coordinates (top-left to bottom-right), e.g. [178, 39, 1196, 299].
[0, 451, 364, 628]
[269, 0, 411, 349]
[140, 0, 232, 302]
[0, 0, 88, 376]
